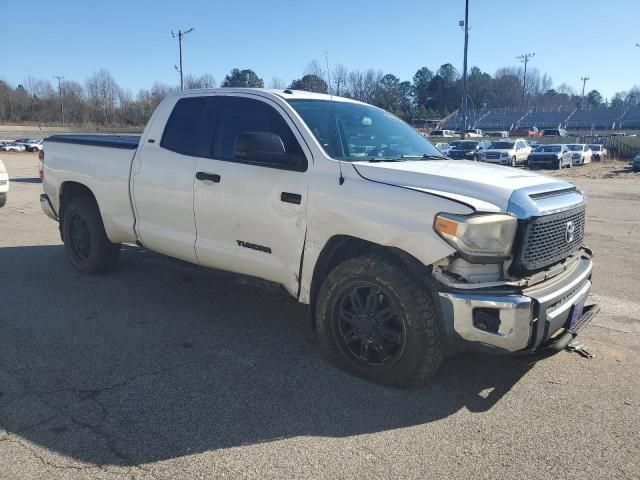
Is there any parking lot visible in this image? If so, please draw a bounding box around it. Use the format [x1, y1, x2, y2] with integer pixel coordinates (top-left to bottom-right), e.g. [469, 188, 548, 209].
[1, 151, 639, 479]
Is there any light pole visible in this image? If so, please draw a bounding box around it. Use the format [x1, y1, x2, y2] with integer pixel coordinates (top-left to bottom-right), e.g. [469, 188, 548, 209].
[460, 0, 470, 140]
[516, 53, 535, 109]
[580, 76, 590, 110]
[52, 75, 64, 124]
[171, 28, 194, 91]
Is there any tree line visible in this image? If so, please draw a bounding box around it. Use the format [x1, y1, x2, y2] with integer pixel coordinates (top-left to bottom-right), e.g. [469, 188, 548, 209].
[1, 62, 638, 127]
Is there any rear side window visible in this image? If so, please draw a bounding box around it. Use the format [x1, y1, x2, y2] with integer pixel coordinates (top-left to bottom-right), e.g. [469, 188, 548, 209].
[161, 97, 220, 157]
[213, 97, 306, 170]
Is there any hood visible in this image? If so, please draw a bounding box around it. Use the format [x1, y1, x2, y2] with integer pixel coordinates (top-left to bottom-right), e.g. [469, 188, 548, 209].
[483, 148, 513, 154]
[352, 159, 574, 213]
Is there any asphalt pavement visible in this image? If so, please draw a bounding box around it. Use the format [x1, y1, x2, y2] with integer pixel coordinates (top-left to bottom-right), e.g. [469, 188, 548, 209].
[0, 153, 638, 480]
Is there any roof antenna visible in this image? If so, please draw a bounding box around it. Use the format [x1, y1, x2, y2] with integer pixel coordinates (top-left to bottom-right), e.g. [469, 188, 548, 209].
[326, 50, 343, 185]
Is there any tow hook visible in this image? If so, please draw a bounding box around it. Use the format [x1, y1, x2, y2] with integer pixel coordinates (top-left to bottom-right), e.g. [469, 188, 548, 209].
[565, 340, 594, 359]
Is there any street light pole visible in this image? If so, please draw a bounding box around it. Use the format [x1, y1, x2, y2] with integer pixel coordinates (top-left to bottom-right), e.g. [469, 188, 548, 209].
[580, 76, 590, 110]
[52, 75, 65, 124]
[460, 0, 470, 141]
[171, 28, 194, 91]
[516, 53, 535, 109]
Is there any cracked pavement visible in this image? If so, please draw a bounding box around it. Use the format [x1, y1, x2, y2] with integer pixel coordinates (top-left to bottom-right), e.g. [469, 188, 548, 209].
[1, 152, 639, 479]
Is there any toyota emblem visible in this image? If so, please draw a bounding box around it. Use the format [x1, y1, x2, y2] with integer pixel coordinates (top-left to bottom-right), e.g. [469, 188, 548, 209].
[565, 221, 575, 243]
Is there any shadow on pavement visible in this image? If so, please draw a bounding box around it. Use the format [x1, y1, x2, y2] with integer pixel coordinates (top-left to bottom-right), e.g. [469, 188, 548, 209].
[0, 245, 532, 465]
[9, 177, 41, 184]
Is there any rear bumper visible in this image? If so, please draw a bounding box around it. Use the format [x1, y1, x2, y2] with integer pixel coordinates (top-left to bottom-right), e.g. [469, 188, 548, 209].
[40, 194, 58, 221]
[438, 255, 596, 355]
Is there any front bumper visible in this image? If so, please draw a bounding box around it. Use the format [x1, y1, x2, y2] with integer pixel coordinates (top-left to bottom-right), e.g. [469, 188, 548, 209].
[40, 194, 58, 221]
[438, 255, 596, 354]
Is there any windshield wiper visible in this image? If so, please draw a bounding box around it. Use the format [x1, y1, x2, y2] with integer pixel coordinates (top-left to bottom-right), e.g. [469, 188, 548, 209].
[400, 154, 447, 160]
[366, 157, 406, 163]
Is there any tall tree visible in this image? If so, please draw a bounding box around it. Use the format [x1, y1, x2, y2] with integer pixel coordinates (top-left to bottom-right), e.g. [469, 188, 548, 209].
[221, 69, 264, 88]
[587, 90, 603, 107]
[412, 67, 434, 109]
[289, 74, 328, 94]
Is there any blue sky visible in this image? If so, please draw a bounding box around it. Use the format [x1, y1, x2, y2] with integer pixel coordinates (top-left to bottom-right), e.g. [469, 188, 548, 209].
[2, 0, 638, 99]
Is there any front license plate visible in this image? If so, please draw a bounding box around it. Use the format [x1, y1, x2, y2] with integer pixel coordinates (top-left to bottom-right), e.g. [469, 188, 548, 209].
[570, 299, 586, 328]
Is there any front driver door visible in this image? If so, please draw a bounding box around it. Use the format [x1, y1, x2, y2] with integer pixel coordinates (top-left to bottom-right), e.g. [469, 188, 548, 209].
[193, 95, 311, 296]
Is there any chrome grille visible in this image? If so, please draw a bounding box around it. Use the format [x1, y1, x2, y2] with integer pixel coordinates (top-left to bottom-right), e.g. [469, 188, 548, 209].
[486, 152, 501, 159]
[512, 206, 586, 273]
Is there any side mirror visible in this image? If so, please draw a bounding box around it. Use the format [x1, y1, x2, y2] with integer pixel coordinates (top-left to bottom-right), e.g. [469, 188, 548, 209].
[234, 131, 305, 171]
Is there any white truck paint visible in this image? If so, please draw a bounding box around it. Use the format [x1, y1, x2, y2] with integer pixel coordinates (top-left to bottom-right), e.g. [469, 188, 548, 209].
[39, 89, 598, 386]
[0, 159, 9, 207]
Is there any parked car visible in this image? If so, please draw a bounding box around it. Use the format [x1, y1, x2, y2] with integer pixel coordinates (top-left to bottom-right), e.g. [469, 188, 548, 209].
[567, 144, 593, 166]
[589, 144, 608, 161]
[479, 139, 532, 167]
[487, 131, 509, 138]
[429, 129, 456, 138]
[528, 144, 573, 170]
[611, 132, 626, 137]
[0, 158, 8, 207]
[434, 142, 452, 155]
[527, 141, 541, 151]
[23, 139, 43, 152]
[542, 128, 569, 137]
[510, 126, 542, 137]
[447, 140, 491, 160]
[463, 128, 483, 138]
[39, 88, 598, 387]
[1, 143, 26, 152]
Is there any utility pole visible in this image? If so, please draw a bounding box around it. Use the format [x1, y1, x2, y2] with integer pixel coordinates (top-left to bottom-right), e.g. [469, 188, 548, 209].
[171, 28, 194, 91]
[516, 53, 535, 109]
[460, 0, 470, 141]
[580, 76, 590, 110]
[52, 75, 65, 124]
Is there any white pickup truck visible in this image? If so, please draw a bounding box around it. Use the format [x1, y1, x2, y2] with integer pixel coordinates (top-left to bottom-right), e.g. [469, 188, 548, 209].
[40, 89, 599, 387]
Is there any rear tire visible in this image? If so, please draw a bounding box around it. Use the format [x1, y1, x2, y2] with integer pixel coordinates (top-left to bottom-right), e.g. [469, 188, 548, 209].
[62, 198, 120, 274]
[0, 193, 6, 208]
[316, 255, 444, 388]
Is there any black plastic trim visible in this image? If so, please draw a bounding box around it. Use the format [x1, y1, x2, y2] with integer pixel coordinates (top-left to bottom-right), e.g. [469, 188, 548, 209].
[45, 135, 140, 150]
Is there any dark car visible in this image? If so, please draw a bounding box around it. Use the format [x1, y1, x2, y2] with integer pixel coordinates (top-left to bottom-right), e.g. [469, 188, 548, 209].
[447, 140, 491, 160]
[528, 144, 573, 170]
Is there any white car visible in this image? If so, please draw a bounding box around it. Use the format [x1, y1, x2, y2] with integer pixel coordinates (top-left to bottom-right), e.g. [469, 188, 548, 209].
[39, 88, 598, 387]
[434, 142, 452, 155]
[0, 159, 9, 207]
[567, 144, 592, 165]
[479, 139, 532, 167]
[23, 139, 44, 152]
[1, 143, 26, 152]
[429, 129, 456, 138]
[462, 128, 483, 138]
[588, 144, 607, 161]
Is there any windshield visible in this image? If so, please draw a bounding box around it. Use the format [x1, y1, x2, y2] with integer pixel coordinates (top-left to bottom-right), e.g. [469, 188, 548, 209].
[567, 144, 583, 151]
[489, 141, 515, 149]
[589, 145, 600, 150]
[287, 99, 443, 161]
[452, 141, 479, 149]
[537, 145, 561, 152]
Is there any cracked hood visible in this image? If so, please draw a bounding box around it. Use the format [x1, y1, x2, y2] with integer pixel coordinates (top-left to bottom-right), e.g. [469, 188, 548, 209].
[352, 159, 574, 212]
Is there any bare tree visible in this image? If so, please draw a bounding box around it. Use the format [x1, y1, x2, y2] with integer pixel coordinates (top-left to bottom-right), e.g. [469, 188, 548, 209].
[348, 69, 382, 103]
[269, 77, 286, 89]
[184, 73, 216, 89]
[86, 69, 121, 124]
[305, 60, 326, 81]
[332, 64, 348, 96]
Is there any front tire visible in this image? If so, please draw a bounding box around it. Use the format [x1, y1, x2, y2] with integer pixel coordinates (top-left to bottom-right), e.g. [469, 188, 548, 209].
[511, 156, 517, 167]
[62, 198, 120, 274]
[0, 193, 6, 208]
[316, 255, 444, 388]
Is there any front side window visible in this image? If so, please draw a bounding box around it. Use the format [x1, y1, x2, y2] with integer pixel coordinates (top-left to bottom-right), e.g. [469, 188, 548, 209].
[288, 99, 443, 161]
[161, 96, 220, 157]
[214, 97, 306, 170]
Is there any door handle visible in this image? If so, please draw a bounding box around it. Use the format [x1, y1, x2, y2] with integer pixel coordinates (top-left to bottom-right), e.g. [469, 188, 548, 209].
[196, 172, 221, 183]
[281, 192, 302, 205]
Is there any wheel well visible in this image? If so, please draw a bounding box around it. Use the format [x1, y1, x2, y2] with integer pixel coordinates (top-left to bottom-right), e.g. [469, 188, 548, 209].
[308, 235, 432, 329]
[59, 181, 97, 226]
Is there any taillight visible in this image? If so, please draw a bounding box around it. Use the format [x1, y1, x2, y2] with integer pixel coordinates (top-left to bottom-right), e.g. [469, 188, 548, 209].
[38, 150, 44, 181]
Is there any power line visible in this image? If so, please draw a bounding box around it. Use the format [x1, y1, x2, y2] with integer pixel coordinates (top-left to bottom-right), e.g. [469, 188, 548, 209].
[460, 0, 470, 140]
[580, 76, 590, 110]
[52, 75, 65, 124]
[516, 53, 535, 110]
[171, 28, 194, 91]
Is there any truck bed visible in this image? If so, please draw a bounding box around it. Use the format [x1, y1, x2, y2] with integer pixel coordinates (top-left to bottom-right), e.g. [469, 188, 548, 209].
[45, 134, 141, 150]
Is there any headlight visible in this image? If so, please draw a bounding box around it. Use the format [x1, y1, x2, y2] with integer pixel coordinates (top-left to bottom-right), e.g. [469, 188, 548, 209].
[501, 152, 509, 158]
[434, 213, 518, 263]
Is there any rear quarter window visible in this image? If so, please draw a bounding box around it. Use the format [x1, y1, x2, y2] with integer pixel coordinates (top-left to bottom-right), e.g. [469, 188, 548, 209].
[161, 96, 220, 157]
